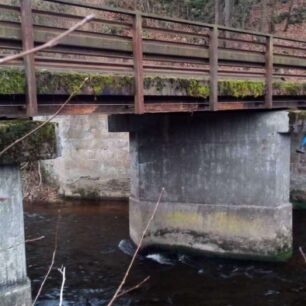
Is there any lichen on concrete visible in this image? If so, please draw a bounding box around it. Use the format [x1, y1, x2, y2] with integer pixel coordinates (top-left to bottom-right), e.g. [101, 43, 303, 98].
[0, 120, 58, 165]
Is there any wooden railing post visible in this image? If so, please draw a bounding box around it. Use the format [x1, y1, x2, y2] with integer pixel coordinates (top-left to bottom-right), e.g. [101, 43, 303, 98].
[20, 0, 38, 117]
[209, 26, 218, 111]
[265, 35, 273, 109]
[132, 12, 145, 114]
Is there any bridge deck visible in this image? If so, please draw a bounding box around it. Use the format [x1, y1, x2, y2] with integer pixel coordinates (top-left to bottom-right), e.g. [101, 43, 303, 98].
[0, 0, 305, 116]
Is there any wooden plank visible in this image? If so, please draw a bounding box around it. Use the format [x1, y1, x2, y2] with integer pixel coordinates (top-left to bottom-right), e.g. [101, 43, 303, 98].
[209, 26, 218, 111]
[265, 35, 273, 109]
[132, 13, 144, 114]
[20, 0, 37, 116]
[2, 24, 306, 69]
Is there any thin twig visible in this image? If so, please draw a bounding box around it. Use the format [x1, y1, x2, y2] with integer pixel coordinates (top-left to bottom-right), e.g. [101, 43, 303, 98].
[37, 162, 42, 188]
[0, 77, 89, 158]
[0, 15, 95, 65]
[117, 276, 151, 298]
[107, 188, 165, 306]
[32, 210, 61, 306]
[58, 266, 66, 306]
[25, 235, 45, 243]
[299, 246, 306, 263]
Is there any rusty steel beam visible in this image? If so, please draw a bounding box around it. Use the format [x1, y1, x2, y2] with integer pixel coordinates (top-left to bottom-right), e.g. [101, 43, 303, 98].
[209, 26, 218, 111]
[20, 0, 37, 117]
[265, 35, 273, 109]
[133, 13, 145, 114]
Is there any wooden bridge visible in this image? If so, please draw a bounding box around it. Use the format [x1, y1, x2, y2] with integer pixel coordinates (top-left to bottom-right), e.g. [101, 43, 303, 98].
[0, 0, 305, 117]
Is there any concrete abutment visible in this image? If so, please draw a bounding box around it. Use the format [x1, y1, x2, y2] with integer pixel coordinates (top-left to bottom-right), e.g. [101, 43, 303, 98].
[109, 111, 292, 261]
[0, 120, 59, 305]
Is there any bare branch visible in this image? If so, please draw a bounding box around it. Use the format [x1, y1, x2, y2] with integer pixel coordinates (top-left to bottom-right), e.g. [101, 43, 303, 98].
[26, 236, 45, 243]
[299, 246, 306, 263]
[107, 188, 165, 306]
[0, 14, 95, 65]
[58, 266, 66, 306]
[117, 276, 151, 298]
[32, 210, 61, 306]
[0, 77, 89, 158]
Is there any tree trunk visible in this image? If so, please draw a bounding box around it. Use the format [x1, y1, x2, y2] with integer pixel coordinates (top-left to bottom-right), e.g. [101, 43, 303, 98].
[269, 0, 277, 33]
[284, 0, 295, 32]
[215, 0, 220, 24]
[224, 0, 231, 27]
[260, 0, 267, 31]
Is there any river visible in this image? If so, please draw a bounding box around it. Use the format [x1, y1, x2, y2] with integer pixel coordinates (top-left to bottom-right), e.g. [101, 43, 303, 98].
[25, 201, 306, 306]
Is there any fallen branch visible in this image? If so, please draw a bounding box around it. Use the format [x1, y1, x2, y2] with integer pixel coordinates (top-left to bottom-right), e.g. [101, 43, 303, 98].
[58, 266, 66, 306]
[25, 235, 45, 243]
[299, 246, 306, 263]
[0, 14, 95, 65]
[117, 276, 151, 298]
[0, 77, 89, 158]
[32, 210, 61, 306]
[107, 188, 165, 306]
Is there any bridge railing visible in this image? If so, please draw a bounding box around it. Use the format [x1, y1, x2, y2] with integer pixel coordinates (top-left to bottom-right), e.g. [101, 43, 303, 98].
[0, 0, 305, 116]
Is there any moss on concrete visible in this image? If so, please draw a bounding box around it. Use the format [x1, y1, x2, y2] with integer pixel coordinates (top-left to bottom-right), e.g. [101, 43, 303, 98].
[0, 120, 58, 165]
[218, 80, 265, 98]
[273, 82, 306, 96]
[0, 68, 26, 94]
[185, 79, 210, 98]
[288, 111, 306, 126]
[0, 67, 305, 98]
[37, 70, 134, 95]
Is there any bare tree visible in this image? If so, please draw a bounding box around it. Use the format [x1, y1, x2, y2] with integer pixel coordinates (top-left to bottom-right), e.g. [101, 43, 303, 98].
[260, 0, 267, 31]
[284, 0, 295, 31]
[215, 0, 220, 24]
[224, 0, 231, 27]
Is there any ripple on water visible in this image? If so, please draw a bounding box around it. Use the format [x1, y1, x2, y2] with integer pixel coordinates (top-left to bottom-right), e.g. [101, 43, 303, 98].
[25, 202, 306, 306]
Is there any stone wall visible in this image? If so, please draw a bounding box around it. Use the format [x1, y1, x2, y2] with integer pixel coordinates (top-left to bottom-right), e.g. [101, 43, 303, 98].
[37, 114, 129, 200]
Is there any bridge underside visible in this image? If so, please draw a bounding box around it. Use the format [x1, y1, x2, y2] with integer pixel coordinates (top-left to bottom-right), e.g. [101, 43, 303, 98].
[0, 68, 306, 117]
[109, 111, 292, 261]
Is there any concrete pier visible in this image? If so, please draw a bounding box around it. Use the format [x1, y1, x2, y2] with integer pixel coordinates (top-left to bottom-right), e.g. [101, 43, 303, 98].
[109, 111, 292, 261]
[0, 120, 58, 305]
[0, 165, 31, 305]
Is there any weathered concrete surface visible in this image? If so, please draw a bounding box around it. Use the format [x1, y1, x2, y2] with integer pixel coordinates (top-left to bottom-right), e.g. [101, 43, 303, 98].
[110, 111, 292, 261]
[0, 165, 31, 306]
[37, 114, 129, 200]
[0, 120, 58, 165]
[289, 111, 306, 207]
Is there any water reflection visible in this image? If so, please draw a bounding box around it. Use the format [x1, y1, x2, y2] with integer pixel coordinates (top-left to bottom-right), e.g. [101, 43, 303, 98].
[25, 201, 306, 306]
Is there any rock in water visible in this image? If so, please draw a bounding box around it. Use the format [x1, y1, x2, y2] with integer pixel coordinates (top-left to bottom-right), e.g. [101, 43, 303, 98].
[118, 239, 136, 257]
[146, 254, 175, 266]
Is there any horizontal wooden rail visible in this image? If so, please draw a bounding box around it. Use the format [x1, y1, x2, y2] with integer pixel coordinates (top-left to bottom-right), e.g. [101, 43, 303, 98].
[0, 0, 305, 117]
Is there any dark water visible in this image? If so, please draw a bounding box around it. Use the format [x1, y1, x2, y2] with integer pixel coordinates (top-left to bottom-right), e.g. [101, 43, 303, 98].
[25, 201, 306, 306]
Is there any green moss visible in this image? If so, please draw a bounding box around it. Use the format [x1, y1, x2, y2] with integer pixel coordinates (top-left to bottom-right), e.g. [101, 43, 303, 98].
[218, 80, 265, 98]
[185, 79, 210, 98]
[288, 111, 306, 126]
[0, 120, 57, 165]
[291, 200, 306, 209]
[273, 82, 306, 96]
[37, 71, 134, 95]
[0, 68, 26, 94]
[268, 248, 292, 262]
[1, 68, 306, 99]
